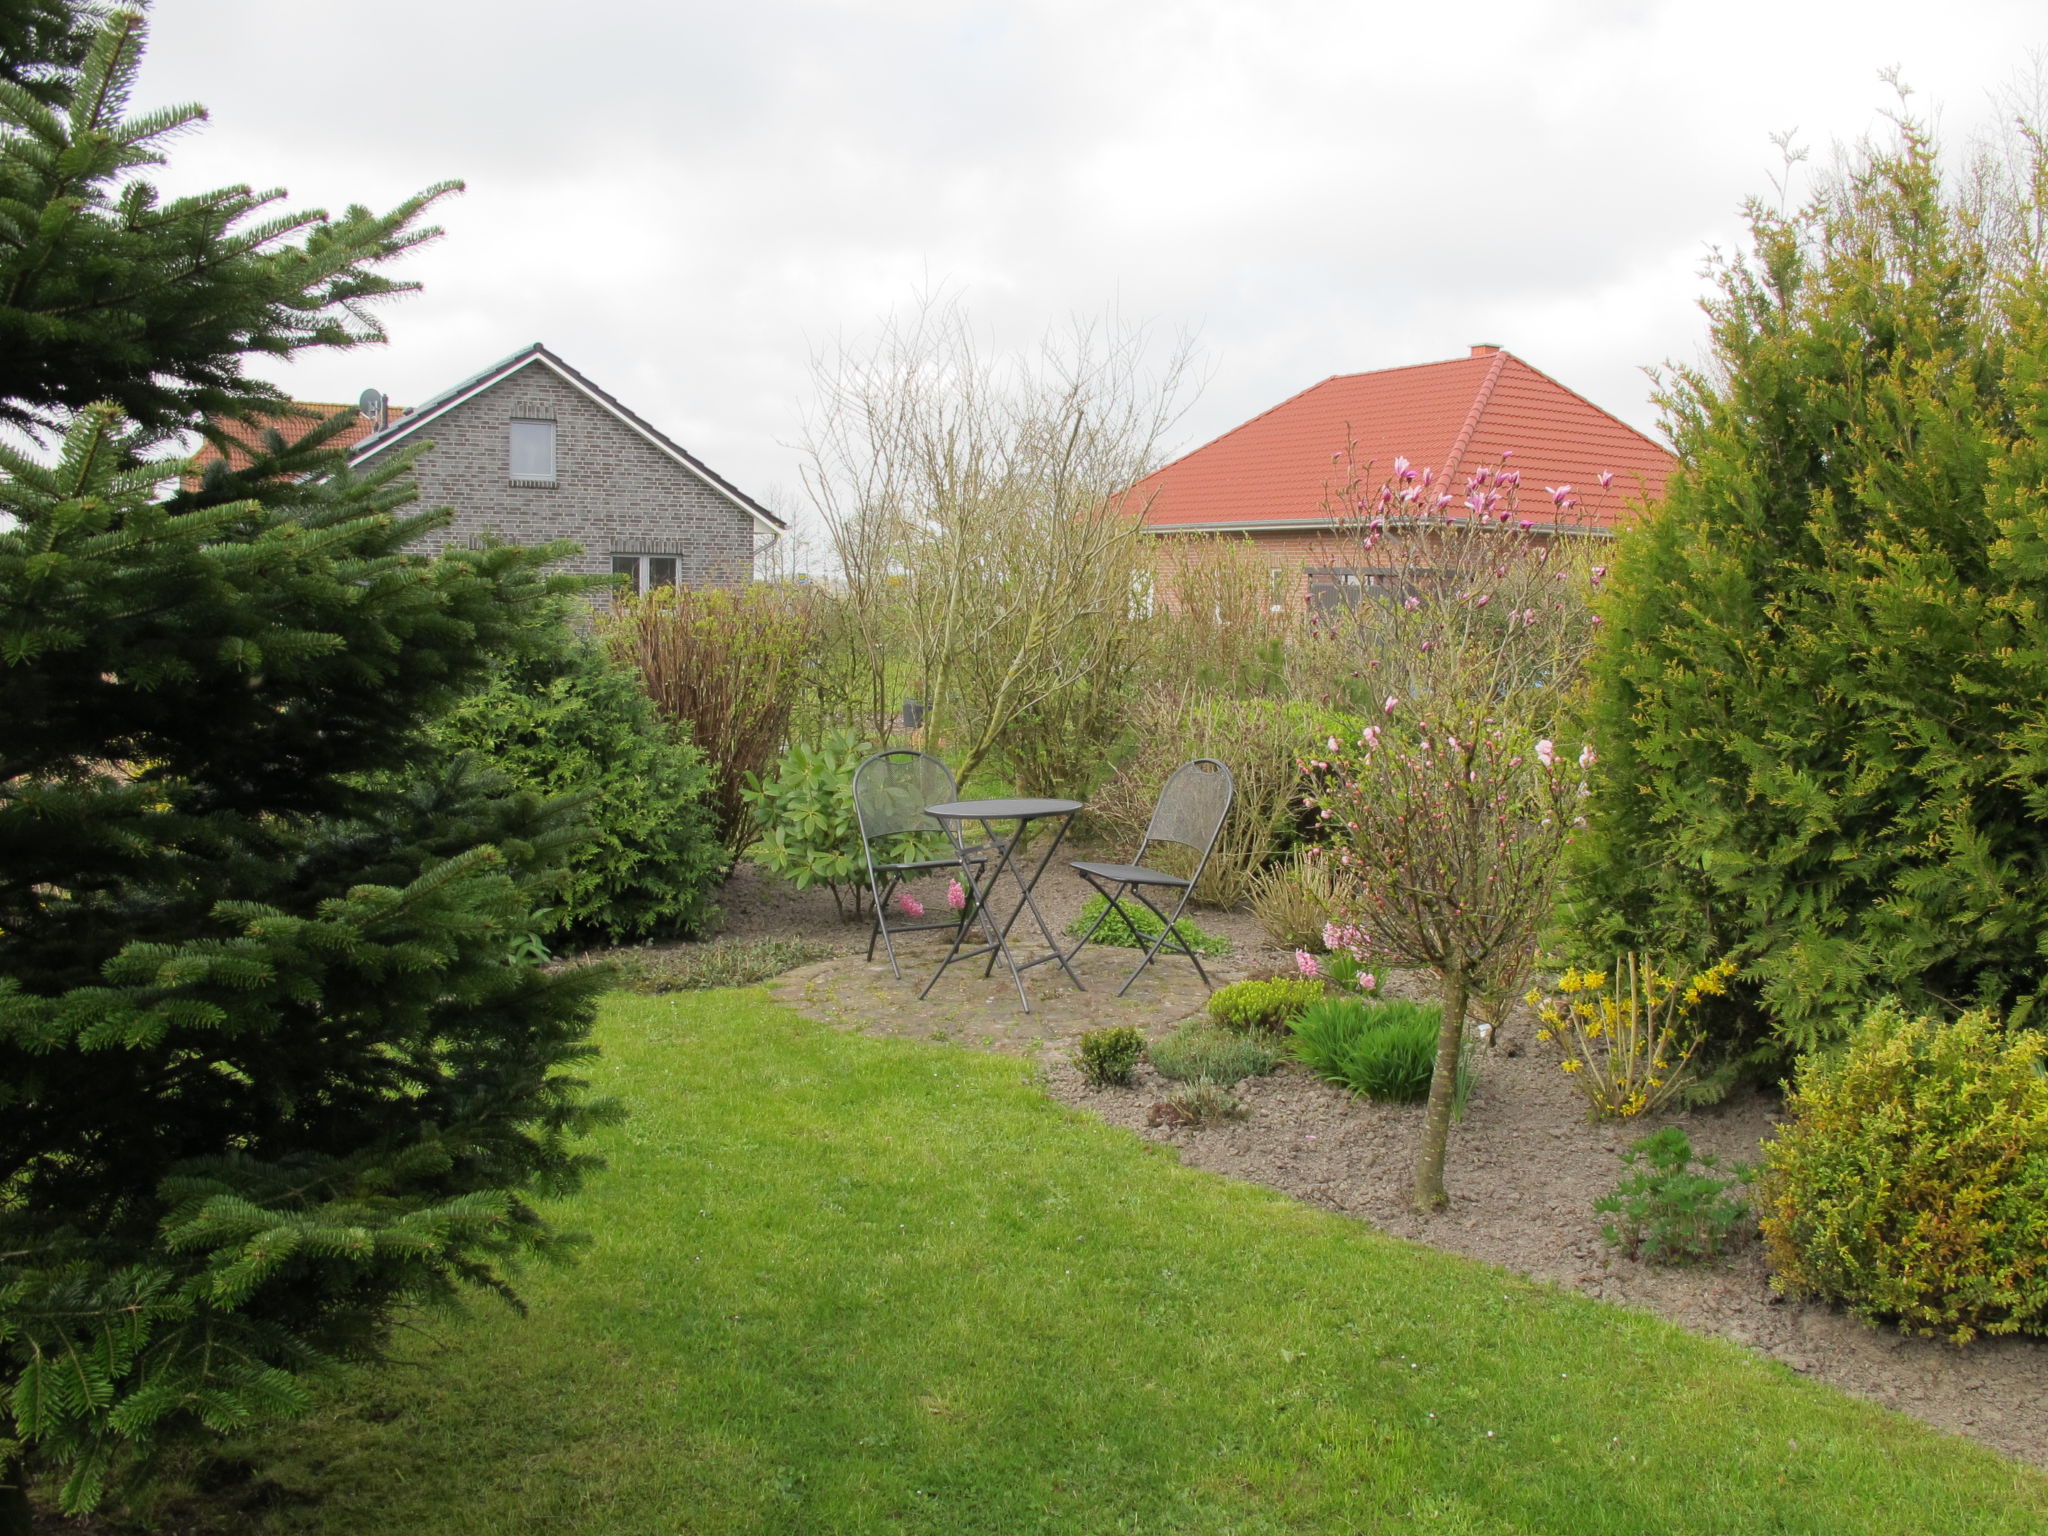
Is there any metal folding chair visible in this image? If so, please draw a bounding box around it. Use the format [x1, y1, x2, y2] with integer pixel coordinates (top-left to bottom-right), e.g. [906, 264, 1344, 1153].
[1064, 758, 1235, 996]
[853, 750, 987, 979]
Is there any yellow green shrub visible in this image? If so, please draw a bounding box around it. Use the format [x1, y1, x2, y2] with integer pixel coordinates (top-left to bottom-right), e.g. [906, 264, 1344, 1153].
[1757, 1002, 2048, 1342]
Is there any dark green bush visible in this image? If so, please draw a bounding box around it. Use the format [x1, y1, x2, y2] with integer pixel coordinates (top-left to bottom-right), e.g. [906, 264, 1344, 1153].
[1595, 1127, 1752, 1265]
[1075, 1026, 1146, 1088]
[741, 729, 874, 919]
[1290, 996, 1470, 1108]
[1566, 115, 2048, 1060]
[1148, 1020, 1281, 1086]
[1758, 1002, 2048, 1342]
[433, 620, 725, 943]
[1206, 977, 1323, 1032]
[1067, 894, 1230, 957]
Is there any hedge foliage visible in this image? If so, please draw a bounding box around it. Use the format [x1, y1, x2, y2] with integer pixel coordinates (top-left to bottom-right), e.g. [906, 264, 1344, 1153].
[1757, 1002, 2048, 1342]
[1566, 115, 2048, 1058]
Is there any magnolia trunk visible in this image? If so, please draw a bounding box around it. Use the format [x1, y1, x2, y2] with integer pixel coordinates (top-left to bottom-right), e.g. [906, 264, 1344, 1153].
[1413, 964, 1472, 1211]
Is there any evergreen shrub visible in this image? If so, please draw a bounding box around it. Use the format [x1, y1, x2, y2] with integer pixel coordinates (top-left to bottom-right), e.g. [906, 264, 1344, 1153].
[1757, 1003, 2048, 1342]
[1567, 114, 2048, 1059]
[1075, 1026, 1146, 1088]
[432, 621, 725, 943]
[1291, 996, 1470, 1108]
[1205, 977, 1323, 1032]
[1148, 1021, 1281, 1086]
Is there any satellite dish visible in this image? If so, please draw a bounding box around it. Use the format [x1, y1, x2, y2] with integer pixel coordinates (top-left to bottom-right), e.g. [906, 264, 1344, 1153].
[358, 388, 386, 425]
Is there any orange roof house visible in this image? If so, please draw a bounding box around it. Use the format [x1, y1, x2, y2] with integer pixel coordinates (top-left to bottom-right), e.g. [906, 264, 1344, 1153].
[190, 400, 410, 476]
[1132, 346, 1673, 586]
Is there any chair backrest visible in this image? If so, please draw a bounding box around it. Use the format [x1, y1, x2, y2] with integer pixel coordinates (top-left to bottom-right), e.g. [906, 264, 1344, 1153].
[1140, 758, 1234, 861]
[853, 750, 958, 844]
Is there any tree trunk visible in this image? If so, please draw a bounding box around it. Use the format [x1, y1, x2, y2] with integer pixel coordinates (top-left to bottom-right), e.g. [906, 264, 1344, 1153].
[1412, 962, 1471, 1212]
[0, 1451, 33, 1536]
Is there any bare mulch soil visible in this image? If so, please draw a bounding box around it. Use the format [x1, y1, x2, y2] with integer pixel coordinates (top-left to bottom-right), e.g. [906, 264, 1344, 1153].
[682, 853, 2048, 1470]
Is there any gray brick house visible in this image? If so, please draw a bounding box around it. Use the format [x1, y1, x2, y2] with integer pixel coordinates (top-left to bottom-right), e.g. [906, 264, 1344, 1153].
[344, 343, 782, 590]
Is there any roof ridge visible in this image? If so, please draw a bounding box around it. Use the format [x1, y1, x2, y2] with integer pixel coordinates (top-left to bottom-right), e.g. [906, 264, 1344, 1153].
[1439, 347, 1510, 486]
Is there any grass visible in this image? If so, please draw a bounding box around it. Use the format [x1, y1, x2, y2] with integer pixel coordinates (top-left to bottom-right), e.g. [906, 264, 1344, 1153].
[206, 991, 2046, 1535]
[595, 934, 841, 992]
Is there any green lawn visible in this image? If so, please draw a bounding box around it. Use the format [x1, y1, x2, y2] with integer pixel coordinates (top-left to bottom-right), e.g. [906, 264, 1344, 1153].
[233, 991, 2046, 1534]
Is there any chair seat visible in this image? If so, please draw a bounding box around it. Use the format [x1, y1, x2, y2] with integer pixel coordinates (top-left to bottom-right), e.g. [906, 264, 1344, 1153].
[1071, 860, 1190, 888]
[874, 852, 988, 874]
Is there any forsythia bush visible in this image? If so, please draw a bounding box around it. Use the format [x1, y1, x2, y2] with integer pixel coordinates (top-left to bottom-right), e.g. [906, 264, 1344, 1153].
[1757, 1003, 2048, 1342]
[1532, 956, 1735, 1119]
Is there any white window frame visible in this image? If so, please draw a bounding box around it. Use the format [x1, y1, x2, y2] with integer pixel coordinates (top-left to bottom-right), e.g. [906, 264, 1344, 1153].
[509, 418, 557, 485]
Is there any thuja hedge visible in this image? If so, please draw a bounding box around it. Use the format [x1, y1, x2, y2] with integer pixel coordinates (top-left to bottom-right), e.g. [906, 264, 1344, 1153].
[1567, 115, 2048, 1059]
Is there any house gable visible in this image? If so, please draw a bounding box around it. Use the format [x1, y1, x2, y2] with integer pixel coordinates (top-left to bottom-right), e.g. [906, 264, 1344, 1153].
[349, 345, 778, 586]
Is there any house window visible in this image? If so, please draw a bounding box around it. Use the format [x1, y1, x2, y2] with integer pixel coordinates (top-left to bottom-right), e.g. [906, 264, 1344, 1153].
[509, 419, 557, 484]
[612, 555, 679, 594]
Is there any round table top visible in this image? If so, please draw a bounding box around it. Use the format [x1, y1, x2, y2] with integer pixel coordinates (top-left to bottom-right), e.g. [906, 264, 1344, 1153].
[925, 797, 1082, 820]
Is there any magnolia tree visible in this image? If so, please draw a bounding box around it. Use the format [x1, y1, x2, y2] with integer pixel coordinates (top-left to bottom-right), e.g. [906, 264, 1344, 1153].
[1301, 453, 1611, 1210]
[1309, 717, 1593, 1209]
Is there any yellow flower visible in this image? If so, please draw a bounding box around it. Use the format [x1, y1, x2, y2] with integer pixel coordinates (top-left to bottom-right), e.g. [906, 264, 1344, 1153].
[1561, 1059, 1582, 1074]
[1535, 1029, 1553, 1043]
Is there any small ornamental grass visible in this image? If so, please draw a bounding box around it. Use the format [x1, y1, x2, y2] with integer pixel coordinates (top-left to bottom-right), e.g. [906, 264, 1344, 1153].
[1075, 1026, 1146, 1088]
[1148, 1020, 1282, 1087]
[1758, 1002, 2048, 1342]
[1246, 852, 1344, 950]
[1152, 1083, 1249, 1128]
[1290, 996, 1471, 1109]
[1066, 894, 1230, 957]
[1595, 1127, 1752, 1265]
[1531, 954, 1734, 1119]
[1205, 977, 1324, 1033]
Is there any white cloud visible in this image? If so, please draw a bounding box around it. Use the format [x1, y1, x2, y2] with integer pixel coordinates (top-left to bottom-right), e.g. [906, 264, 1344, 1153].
[137, 0, 2045, 514]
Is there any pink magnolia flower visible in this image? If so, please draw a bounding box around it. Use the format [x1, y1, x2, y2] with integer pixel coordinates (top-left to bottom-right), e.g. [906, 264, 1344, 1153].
[1295, 949, 1322, 979]
[1597, 470, 1615, 489]
[898, 893, 925, 918]
[1590, 564, 1608, 581]
[1535, 738, 1557, 768]
[947, 879, 968, 911]
[1402, 594, 1422, 611]
[1383, 695, 1400, 715]
[1547, 485, 1574, 506]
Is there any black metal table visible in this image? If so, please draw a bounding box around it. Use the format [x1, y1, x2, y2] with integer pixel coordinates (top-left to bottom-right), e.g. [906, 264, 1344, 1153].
[919, 798, 1084, 1011]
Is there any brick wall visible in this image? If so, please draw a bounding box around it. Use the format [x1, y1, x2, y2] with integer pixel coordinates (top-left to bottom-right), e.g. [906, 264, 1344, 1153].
[357, 364, 759, 587]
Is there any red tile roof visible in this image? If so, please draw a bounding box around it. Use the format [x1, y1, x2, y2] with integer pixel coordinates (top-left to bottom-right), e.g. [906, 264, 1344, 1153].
[1131, 347, 1673, 533]
[190, 402, 409, 475]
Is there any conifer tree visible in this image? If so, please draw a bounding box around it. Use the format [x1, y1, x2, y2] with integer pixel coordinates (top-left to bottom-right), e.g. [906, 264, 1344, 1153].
[1567, 109, 2048, 1063]
[0, 7, 613, 1525]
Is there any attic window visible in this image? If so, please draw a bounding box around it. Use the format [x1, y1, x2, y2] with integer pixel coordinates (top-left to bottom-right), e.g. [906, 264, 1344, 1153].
[509, 419, 557, 484]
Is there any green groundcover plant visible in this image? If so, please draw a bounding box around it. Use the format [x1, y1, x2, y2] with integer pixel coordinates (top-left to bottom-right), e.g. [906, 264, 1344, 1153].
[1065, 894, 1229, 957]
[1147, 1019, 1282, 1086]
[1205, 976, 1325, 1032]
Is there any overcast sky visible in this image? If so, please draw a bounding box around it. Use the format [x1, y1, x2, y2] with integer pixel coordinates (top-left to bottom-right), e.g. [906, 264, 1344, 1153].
[145, 0, 2044, 535]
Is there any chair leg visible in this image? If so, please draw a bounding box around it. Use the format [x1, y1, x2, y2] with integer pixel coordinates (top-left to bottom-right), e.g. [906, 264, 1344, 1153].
[867, 867, 903, 978]
[1116, 886, 1211, 997]
[1061, 873, 1126, 963]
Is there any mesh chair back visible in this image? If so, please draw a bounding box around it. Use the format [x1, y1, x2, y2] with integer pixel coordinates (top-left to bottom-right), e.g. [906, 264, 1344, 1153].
[1143, 759, 1233, 856]
[854, 750, 959, 843]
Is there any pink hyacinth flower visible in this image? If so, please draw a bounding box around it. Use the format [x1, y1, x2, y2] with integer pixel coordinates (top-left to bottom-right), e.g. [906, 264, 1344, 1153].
[947, 878, 967, 911]
[1296, 950, 1322, 979]
[898, 893, 925, 918]
[1358, 972, 1377, 993]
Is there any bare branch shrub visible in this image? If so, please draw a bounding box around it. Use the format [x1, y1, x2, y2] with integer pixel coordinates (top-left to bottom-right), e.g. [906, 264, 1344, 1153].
[801, 297, 1196, 790]
[601, 584, 817, 855]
